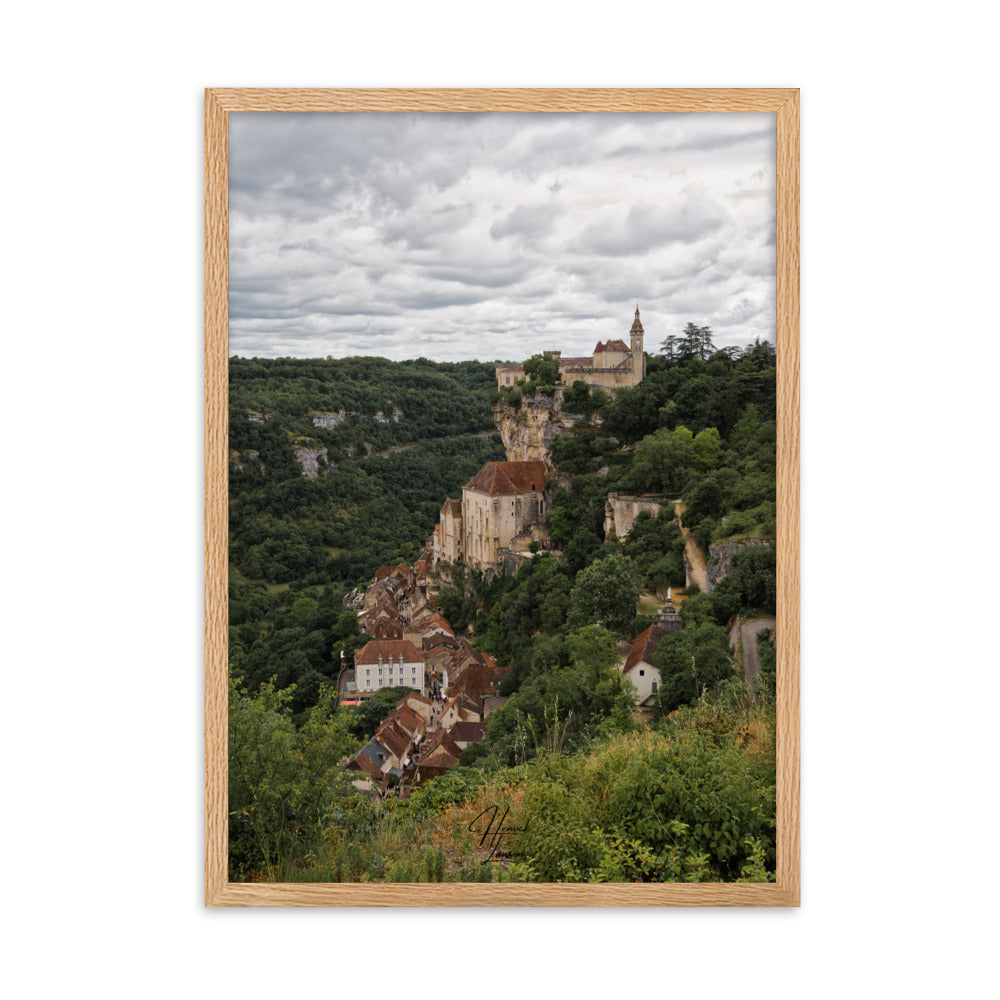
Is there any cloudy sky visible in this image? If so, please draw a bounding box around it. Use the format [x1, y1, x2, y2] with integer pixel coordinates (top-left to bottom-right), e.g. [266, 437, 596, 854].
[229, 112, 775, 362]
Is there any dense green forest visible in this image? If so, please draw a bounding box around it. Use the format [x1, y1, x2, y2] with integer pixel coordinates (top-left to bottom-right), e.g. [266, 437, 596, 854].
[229, 334, 779, 883]
[228, 356, 506, 710]
[229, 356, 504, 587]
[231, 355, 500, 457]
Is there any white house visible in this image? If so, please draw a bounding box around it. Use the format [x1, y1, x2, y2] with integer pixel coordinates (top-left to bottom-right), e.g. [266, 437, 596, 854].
[622, 625, 669, 706]
[354, 639, 427, 695]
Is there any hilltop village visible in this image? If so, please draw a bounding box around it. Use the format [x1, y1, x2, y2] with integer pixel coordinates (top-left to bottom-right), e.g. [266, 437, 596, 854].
[228, 310, 779, 881]
[339, 307, 700, 798]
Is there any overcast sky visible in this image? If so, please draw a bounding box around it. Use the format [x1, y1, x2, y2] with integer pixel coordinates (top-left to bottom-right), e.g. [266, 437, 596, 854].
[229, 112, 776, 363]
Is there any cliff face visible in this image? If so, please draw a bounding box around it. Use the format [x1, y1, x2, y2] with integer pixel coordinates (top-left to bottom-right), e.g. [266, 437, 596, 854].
[294, 447, 329, 478]
[706, 538, 773, 591]
[493, 395, 579, 476]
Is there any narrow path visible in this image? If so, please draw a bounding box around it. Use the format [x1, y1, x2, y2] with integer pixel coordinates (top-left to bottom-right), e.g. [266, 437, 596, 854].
[674, 502, 709, 592]
[738, 618, 776, 683]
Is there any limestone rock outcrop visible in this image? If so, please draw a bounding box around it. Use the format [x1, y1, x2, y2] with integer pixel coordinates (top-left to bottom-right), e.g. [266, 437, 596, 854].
[294, 447, 328, 478]
[706, 538, 773, 591]
[492, 395, 580, 477]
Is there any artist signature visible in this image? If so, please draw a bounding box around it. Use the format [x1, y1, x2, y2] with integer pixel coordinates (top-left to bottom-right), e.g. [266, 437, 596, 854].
[468, 804, 529, 861]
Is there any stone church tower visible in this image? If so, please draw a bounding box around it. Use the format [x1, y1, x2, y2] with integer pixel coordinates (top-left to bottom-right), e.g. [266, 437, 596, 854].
[630, 305, 646, 382]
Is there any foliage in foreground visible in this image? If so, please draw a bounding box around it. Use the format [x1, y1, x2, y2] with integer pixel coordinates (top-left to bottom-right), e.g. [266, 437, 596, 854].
[231, 682, 775, 885]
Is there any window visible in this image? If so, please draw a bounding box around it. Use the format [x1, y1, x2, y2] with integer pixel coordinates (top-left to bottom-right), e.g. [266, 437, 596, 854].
[639, 669, 645, 676]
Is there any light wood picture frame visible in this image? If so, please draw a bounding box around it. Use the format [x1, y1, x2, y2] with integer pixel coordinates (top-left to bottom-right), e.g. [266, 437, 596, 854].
[205, 87, 799, 907]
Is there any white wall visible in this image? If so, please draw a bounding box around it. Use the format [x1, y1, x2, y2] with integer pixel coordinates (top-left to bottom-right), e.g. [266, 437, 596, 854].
[4, 4, 998, 1000]
[627, 661, 660, 705]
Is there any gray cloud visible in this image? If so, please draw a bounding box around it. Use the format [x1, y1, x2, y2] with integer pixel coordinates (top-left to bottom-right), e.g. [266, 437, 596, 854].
[490, 202, 562, 242]
[229, 112, 776, 361]
[578, 200, 730, 257]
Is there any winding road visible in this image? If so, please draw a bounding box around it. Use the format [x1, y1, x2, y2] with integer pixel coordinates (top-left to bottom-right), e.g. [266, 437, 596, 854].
[737, 618, 776, 683]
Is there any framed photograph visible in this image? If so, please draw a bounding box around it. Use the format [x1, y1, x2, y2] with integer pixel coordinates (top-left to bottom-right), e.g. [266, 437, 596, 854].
[205, 88, 799, 906]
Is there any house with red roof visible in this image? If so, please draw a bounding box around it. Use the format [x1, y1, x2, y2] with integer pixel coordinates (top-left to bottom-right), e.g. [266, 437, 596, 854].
[621, 601, 683, 705]
[354, 639, 427, 696]
[370, 617, 403, 641]
[438, 692, 482, 730]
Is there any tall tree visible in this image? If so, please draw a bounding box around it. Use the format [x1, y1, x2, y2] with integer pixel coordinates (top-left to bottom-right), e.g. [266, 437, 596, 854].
[625, 425, 697, 494]
[660, 334, 682, 362]
[681, 322, 714, 361]
[522, 352, 561, 387]
[567, 553, 642, 637]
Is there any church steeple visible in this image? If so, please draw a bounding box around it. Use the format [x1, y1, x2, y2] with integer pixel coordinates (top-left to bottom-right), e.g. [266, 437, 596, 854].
[630, 305, 644, 335]
[629, 304, 645, 383]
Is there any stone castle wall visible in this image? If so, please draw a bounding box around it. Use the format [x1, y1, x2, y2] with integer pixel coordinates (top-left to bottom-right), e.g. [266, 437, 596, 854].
[497, 359, 643, 392]
[603, 493, 668, 540]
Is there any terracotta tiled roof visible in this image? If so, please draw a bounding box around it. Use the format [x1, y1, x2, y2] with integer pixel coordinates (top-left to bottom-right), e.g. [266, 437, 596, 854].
[422, 613, 454, 634]
[558, 356, 594, 366]
[422, 632, 454, 651]
[349, 751, 389, 786]
[624, 625, 669, 674]
[450, 663, 499, 700]
[594, 339, 630, 353]
[371, 619, 403, 640]
[480, 651, 505, 674]
[442, 692, 482, 721]
[374, 563, 409, 582]
[417, 728, 448, 756]
[416, 748, 460, 776]
[448, 721, 486, 745]
[375, 720, 412, 759]
[386, 703, 424, 737]
[464, 461, 546, 496]
[355, 740, 392, 772]
[419, 736, 461, 765]
[425, 644, 458, 668]
[441, 497, 462, 518]
[399, 691, 431, 708]
[355, 639, 425, 665]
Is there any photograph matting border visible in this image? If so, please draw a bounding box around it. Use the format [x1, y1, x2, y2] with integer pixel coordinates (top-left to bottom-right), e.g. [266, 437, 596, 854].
[204, 87, 800, 907]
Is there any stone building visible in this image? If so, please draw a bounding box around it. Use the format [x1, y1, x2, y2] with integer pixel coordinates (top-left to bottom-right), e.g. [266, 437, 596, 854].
[354, 639, 427, 696]
[432, 460, 548, 571]
[496, 306, 647, 392]
[437, 498, 463, 564]
[456, 460, 548, 570]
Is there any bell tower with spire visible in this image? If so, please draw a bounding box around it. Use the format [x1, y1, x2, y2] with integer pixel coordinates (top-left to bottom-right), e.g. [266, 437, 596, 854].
[630, 304, 646, 383]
